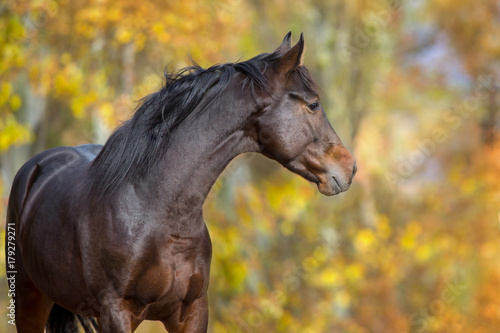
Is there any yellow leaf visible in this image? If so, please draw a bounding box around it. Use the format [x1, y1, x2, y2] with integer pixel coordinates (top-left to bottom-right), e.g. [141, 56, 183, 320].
[345, 263, 365, 282]
[354, 228, 376, 252]
[0, 82, 12, 107]
[416, 243, 432, 262]
[9, 94, 22, 111]
[70, 97, 85, 119]
[376, 214, 392, 239]
[302, 256, 319, 273]
[314, 267, 341, 287]
[400, 222, 421, 251]
[0, 115, 32, 151]
[116, 27, 132, 44]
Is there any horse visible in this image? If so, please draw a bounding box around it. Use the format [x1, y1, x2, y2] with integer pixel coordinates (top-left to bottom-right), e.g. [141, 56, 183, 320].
[6, 32, 356, 333]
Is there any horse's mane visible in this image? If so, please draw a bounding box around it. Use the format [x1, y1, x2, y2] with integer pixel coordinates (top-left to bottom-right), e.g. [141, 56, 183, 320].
[89, 52, 319, 197]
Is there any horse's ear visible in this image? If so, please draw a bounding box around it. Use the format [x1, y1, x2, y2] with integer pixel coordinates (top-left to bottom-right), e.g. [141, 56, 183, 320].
[273, 31, 292, 55]
[273, 32, 304, 73]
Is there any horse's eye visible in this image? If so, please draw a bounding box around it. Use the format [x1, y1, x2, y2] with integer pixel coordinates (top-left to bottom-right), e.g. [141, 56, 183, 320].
[308, 102, 320, 112]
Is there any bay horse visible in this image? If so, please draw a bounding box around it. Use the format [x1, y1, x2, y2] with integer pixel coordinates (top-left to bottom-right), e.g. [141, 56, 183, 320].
[6, 32, 356, 333]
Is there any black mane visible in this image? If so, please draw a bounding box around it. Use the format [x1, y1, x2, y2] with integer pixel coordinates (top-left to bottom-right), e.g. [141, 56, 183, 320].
[89, 52, 319, 197]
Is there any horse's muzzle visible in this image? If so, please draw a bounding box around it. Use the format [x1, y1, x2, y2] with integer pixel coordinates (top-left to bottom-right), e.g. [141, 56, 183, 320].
[317, 161, 357, 196]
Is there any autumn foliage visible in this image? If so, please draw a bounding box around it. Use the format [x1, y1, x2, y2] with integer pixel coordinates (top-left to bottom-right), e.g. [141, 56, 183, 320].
[1, 0, 499, 332]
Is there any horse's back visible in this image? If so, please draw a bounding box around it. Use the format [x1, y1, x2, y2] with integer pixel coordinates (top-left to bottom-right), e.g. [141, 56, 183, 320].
[8, 144, 102, 218]
[26, 143, 102, 168]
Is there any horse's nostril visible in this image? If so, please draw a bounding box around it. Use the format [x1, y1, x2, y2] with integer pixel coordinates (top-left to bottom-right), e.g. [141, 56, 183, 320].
[352, 162, 357, 178]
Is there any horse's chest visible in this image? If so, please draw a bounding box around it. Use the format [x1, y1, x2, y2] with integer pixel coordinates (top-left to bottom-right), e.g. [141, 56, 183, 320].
[130, 232, 212, 315]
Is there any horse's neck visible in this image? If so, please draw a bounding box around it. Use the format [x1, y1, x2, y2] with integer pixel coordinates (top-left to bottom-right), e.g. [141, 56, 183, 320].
[137, 103, 258, 234]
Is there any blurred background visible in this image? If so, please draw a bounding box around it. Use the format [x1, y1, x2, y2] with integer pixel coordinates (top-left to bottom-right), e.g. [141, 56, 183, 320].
[1, 0, 499, 332]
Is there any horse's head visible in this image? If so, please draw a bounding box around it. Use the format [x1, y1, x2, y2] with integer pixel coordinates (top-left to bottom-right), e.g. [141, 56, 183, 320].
[254, 32, 356, 196]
